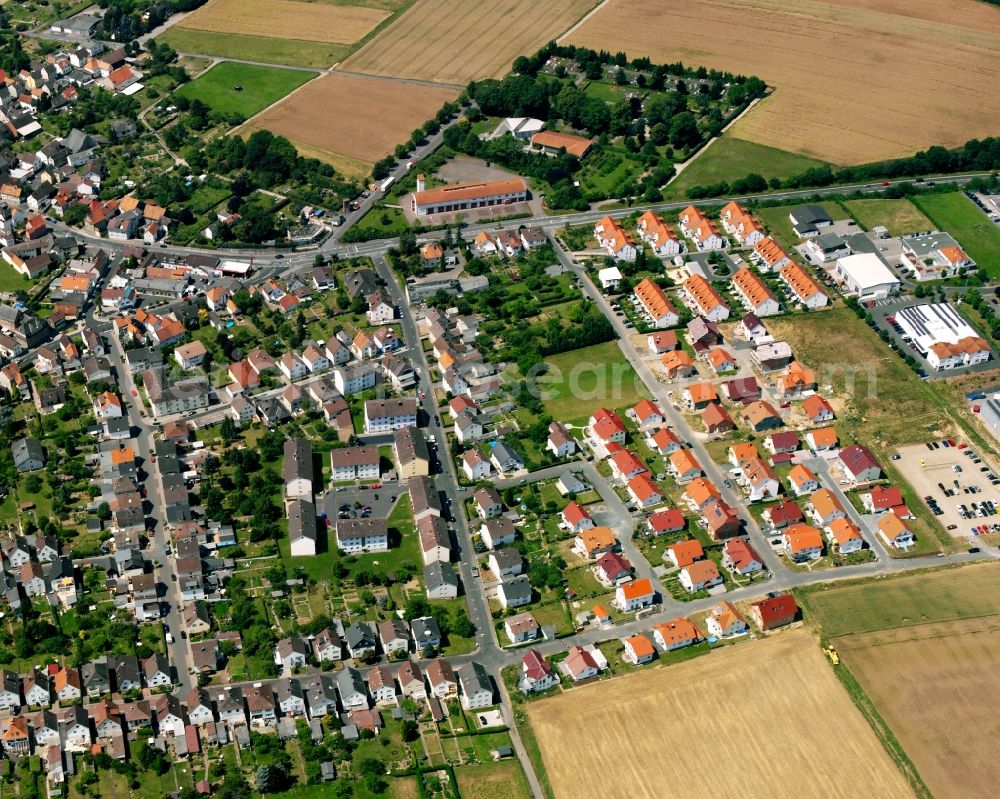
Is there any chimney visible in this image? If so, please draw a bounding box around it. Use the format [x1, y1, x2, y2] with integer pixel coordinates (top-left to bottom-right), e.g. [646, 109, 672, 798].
[415, 174, 425, 193]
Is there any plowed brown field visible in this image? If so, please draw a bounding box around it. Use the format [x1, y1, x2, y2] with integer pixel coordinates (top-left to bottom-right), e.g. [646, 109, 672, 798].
[526, 629, 914, 799]
[341, 0, 599, 84]
[178, 0, 389, 44]
[567, 0, 1000, 165]
[837, 616, 1000, 799]
[245, 72, 458, 171]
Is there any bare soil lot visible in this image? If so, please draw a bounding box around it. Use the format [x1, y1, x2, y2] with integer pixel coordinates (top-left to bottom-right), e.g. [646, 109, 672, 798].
[341, 0, 599, 84]
[836, 616, 1000, 799]
[567, 0, 1000, 165]
[526, 628, 913, 799]
[178, 0, 390, 44]
[894, 442, 1000, 537]
[245, 72, 458, 171]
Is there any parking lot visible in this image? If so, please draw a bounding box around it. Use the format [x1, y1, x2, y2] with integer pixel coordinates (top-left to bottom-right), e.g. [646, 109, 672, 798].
[321, 480, 406, 524]
[894, 440, 1000, 538]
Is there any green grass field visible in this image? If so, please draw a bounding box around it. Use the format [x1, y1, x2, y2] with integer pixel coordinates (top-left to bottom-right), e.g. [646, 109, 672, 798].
[174, 61, 314, 118]
[799, 563, 1000, 638]
[663, 136, 827, 200]
[160, 27, 352, 69]
[536, 340, 648, 421]
[912, 192, 1000, 277]
[841, 198, 934, 237]
[454, 760, 532, 799]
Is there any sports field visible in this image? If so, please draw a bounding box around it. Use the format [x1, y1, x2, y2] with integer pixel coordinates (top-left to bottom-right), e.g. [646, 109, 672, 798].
[177, 0, 390, 43]
[525, 628, 913, 799]
[913, 192, 1000, 278]
[663, 136, 826, 199]
[245, 72, 458, 173]
[173, 62, 314, 118]
[841, 198, 934, 237]
[800, 563, 1000, 638]
[567, 0, 1000, 165]
[341, 0, 599, 84]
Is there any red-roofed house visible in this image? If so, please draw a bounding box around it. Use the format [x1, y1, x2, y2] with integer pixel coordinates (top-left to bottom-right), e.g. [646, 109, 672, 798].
[648, 508, 685, 535]
[561, 501, 594, 533]
[750, 594, 798, 630]
[862, 486, 914, 519]
[595, 552, 633, 585]
[722, 538, 764, 575]
[518, 650, 558, 694]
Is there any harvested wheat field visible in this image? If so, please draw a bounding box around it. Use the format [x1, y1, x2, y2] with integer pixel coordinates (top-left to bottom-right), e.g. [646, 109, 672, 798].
[342, 0, 599, 84]
[836, 617, 1000, 799]
[178, 0, 390, 44]
[245, 72, 458, 173]
[567, 0, 1000, 165]
[526, 629, 913, 799]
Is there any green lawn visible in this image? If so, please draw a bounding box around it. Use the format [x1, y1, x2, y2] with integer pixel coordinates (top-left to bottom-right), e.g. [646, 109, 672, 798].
[798, 563, 1000, 638]
[663, 136, 827, 200]
[0, 264, 29, 293]
[174, 61, 314, 118]
[454, 760, 533, 799]
[912, 192, 1000, 278]
[840, 198, 934, 236]
[160, 28, 351, 69]
[536, 340, 648, 420]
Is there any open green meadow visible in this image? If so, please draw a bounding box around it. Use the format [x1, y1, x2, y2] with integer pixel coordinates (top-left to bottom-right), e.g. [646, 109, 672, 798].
[537, 340, 648, 421]
[913, 192, 1000, 278]
[454, 760, 532, 799]
[841, 198, 933, 237]
[174, 61, 314, 118]
[799, 563, 1000, 638]
[160, 27, 352, 69]
[663, 136, 826, 200]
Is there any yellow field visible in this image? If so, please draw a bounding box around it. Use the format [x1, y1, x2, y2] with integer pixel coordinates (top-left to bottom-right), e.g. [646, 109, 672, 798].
[526, 629, 914, 799]
[246, 72, 458, 168]
[567, 0, 1000, 165]
[178, 0, 390, 44]
[341, 0, 599, 84]
[837, 617, 1000, 799]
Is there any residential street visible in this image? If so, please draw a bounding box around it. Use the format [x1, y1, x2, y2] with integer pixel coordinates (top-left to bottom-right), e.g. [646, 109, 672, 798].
[109, 331, 195, 694]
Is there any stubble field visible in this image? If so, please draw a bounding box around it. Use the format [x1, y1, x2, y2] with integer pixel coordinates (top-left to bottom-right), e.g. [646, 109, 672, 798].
[177, 0, 391, 43]
[245, 72, 458, 175]
[835, 615, 1000, 798]
[341, 0, 599, 84]
[567, 0, 1000, 165]
[525, 628, 914, 799]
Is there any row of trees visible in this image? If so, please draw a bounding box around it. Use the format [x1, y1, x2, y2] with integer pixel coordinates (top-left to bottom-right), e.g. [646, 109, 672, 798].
[687, 139, 1000, 199]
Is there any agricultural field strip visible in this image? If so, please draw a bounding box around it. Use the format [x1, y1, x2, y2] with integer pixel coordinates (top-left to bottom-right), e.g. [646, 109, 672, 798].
[836, 616, 1000, 799]
[526, 629, 913, 799]
[341, 0, 598, 84]
[178, 0, 390, 44]
[246, 71, 458, 164]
